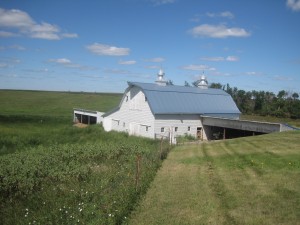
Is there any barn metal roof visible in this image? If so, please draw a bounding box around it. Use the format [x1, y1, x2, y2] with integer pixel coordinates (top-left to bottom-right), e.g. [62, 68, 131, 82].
[128, 82, 241, 115]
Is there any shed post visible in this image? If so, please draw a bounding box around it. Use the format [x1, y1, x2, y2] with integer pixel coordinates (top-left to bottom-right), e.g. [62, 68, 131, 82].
[223, 128, 226, 140]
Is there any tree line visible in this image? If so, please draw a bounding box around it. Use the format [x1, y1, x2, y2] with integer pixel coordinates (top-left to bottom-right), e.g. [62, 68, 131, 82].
[174, 80, 300, 119]
[209, 82, 300, 119]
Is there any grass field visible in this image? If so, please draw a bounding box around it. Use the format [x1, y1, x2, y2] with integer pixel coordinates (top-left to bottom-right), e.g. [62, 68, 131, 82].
[0, 90, 122, 117]
[129, 131, 300, 225]
[0, 90, 122, 154]
[0, 90, 172, 224]
[1, 90, 300, 224]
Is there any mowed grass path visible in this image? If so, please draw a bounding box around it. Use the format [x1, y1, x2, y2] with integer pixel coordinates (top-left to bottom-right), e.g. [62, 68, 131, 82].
[129, 131, 300, 225]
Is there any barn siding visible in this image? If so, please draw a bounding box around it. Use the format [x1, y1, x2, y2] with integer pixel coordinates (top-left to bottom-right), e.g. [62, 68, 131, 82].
[104, 87, 155, 138]
[154, 114, 207, 140]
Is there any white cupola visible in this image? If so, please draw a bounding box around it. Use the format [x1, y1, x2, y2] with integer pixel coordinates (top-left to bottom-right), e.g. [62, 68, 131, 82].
[155, 69, 167, 86]
[197, 75, 208, 89]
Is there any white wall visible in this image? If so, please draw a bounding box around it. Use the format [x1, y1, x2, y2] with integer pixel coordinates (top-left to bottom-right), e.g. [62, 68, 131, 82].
[103, 86, 155, 138]
[154, 114, 207, 141]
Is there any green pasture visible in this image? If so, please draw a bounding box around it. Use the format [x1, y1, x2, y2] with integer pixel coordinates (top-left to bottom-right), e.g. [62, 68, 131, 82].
[0, 90, 122, 154]
[0, 90, 122, 117]
[0, 90, 171, 224]
[1, 90, 300, 224]
[129, 131, 300, 225]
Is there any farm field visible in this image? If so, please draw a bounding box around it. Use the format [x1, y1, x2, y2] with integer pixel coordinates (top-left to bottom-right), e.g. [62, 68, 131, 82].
[0, 90, 170, 224]
[1, 90, 300, 224]
[0, 90, 122, 154]
[129, 131, 300, 225]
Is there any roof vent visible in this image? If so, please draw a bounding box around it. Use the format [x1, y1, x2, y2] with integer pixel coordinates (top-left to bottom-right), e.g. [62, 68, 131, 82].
[155, 69, 167, 86]
[197, 75, 208, 89]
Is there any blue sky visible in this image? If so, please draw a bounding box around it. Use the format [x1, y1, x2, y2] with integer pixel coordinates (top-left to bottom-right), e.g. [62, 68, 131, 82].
[0, 0, 300, 94]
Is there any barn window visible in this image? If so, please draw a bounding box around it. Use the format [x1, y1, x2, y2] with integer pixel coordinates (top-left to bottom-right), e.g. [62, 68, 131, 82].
[161, 127, 164, 132]
[145, 96, 148, 102]
[123, 122, 125, 127]
[188, 126, 191, 131]
[175, 127, 178, 132]
[126, 96, 128, 102]
[146, 126, 148, 132]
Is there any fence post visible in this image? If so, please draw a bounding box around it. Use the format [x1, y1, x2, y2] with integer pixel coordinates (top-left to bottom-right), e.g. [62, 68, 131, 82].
[160, 137, 164, 160]
[135, 154, 141, 191]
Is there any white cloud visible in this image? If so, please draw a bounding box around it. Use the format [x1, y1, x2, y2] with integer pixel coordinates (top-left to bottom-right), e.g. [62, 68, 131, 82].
[0, 57, 21, 68]
[287, 0, 300, 11]
[48, 58, 95, 70]
[86, 43, 130, 56]
[273, 75, 294, 81]
[189, 24, 250, 38]
[0, 30, 17, 37]
[48, 58, 81, 68]
[0, 8, 78, 40]
[246, 71, 263, 76]
[61, 33, 78, 38]
[201, 56, 239, 62]
[151, 0, 176, 6]
[49, 58, 72, 64]
[0, 8, 34, 27]
[104, 68, 132, 74]
[0, 62, 8, 68]
[145, 65, 161, 69]
[10, 44, 26, 50]
[144, 57, 165, 62]
[0, 44, 26, 51]
[206, 11, 234, 19]
[182, 64, 216, 71]
[226, 56, 239, 61]
[201, 57, 225, 62]
[118, 60, 136, 65]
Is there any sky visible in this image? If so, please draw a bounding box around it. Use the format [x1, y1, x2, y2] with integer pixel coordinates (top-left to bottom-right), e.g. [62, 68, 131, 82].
[0, 0, 300, 94]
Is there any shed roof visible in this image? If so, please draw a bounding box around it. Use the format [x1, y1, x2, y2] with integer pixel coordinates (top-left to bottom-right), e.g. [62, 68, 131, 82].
[128, 82, 241, 115]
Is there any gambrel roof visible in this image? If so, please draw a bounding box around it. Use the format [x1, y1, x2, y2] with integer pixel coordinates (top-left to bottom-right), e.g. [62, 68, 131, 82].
[127, 82, 240, 115]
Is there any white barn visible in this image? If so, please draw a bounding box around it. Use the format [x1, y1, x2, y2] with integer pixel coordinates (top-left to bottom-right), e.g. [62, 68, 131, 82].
[102, 70, 241, 142]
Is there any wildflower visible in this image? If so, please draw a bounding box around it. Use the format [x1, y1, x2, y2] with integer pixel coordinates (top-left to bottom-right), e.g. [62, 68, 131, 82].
[109, 214, 112, 217]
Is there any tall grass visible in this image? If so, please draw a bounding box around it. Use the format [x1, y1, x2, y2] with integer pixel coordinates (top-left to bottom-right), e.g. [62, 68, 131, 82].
[0, 90, 171, 224]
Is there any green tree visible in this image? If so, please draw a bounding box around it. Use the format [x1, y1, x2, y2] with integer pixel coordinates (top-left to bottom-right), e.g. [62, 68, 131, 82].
[209, 83, 223, 89]
[184, 81, 191, 87]
[292, 92, 299, 100]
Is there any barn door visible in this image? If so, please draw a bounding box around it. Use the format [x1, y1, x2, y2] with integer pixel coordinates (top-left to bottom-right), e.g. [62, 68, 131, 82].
[129, 123, 140, 136]
[197, 127, 203, 140]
